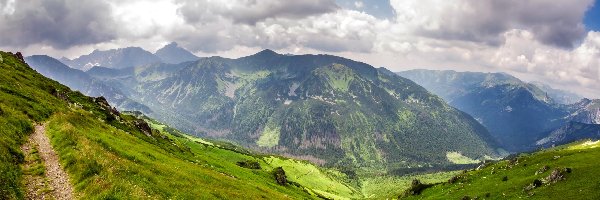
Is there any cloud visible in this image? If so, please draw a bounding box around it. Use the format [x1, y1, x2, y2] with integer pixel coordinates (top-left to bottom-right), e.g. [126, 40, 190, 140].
[0, 0, 117, 49]
[491, 30, 600, 93]
[389, 0, 594, 48]
[163, 8, 382, 53]
[175, 0, 338, 25]
[354, 1, 364, 9]
[0, 0, 598, 98]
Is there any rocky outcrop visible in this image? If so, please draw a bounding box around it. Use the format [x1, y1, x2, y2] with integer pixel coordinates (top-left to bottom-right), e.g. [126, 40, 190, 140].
[568, 99, 600, 124]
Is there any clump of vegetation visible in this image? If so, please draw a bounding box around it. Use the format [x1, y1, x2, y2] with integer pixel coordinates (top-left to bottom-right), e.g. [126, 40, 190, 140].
[448, 174, 463, 184]
[236, 160, 261, 169]
[273, 167, 287, 185]
[401, 179, 434, 197]
[524, 179, 543, 191]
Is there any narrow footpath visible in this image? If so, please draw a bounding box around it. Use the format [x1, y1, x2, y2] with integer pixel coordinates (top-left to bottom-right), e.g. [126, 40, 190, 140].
[21, 124, 74, 200]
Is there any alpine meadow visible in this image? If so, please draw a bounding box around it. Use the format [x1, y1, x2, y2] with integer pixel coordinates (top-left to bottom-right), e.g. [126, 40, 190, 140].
[1, 0, 600, 199]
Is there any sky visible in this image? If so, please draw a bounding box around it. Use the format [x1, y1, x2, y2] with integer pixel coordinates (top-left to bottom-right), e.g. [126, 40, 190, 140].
[0, 0, 599, 98]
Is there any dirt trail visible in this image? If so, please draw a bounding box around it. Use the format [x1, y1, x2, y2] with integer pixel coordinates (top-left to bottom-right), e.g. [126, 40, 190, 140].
[24, 124, 74, 200]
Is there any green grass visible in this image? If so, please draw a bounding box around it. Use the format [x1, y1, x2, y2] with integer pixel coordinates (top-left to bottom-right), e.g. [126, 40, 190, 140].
[403, 140, 600, 199]
[45, 110, 317, 199]
[0, 51, 69, 199]
[0, 51, 322, 199]
[141, 114, 364, 199]
[23, 147, 45, 177]
[446, 152, 480, 164]
[257, 122, 281, 148]
[262, 156, 361, 199]
[316, 64, 355, 92]
[360, 171, 460, 199]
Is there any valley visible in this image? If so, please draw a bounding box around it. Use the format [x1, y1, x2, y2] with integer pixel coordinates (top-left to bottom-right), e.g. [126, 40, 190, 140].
[2, 1, 600, 199]
[3, 46, 600, 200]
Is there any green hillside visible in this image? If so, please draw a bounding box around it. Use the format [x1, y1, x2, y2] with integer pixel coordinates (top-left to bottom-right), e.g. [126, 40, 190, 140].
[86, 50, 498, 170]
[0, 51, 359, 199]
[401, 140, 600, 199]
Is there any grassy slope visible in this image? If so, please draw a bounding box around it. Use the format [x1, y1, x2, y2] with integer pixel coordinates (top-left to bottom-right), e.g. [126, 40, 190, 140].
[403, 140, 600, 199]
[360, 171, 459, 199]
[0, 51, 63, 199]
[142, 115, 363, 199]
[0, 51, 327, 199]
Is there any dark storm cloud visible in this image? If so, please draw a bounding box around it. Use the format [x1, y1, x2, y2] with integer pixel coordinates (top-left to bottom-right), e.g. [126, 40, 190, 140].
[175, 0, 339, 25]
[0, 0, 116, 49]
[393, 0, 594, 49]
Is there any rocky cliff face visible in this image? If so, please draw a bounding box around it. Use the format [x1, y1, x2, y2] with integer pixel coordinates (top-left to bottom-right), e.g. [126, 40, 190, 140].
[567, 99, 600, 124]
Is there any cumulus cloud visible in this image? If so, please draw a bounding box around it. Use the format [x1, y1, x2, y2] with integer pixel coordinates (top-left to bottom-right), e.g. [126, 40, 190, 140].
[491, 30, 600, 91]
[164, 8, 382, 53]
[0, 0, 598, 97]
[0, 0, 117, 49]
[390, 0, 594, 48]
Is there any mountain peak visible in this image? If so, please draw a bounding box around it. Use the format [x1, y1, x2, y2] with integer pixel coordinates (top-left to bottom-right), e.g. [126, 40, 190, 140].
[155, 42, 199, 64]
[254, 49, 279, 57]
[165, 42, 178, 47]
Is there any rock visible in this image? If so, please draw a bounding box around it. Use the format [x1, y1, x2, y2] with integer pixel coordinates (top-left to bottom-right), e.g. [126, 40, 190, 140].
[524, 179, 542, 191]
[133, 119, 152, 137]
[51, 88, 69, 102]
[15, 52, 25, 62]
[544, 168, 566, 183]
[94, 96, 120, 118]
[272, 167, 287, 185]
[535, 165, 550, 175]
[507, 157, 519, 168]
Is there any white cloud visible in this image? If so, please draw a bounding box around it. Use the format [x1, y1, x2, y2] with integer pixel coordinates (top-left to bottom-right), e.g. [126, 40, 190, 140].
[1, 0, 598, 98]
[354, 1, 363, 8]
[0, 0, 15, 15]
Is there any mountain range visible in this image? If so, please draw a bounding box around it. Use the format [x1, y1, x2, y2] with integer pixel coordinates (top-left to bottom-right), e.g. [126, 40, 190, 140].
[5, 47, 600, 199]
[0, 50, 363, 199]
[60, 42, 198, 71]
[21, 46, 506, 170]
[24, 55, 151, 113]
[80, 49, 498, 169]
[28, 45, 600, 170]
[398, 69, 600, 151]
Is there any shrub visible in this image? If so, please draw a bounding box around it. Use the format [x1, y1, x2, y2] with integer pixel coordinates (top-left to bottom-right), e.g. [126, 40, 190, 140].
[401, 179, 434, 197]
[272, 167, 287, 185]
[236, 160, 261, 169]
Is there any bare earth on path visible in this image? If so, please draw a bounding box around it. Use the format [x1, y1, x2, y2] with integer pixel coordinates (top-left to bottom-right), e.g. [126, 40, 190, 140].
[22, 124, 74, 200]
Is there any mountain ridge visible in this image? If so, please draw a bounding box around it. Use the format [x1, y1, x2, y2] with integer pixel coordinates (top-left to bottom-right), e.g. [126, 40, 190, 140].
[397, 69, 596, 152]
[154, 42, 199, 64]
[119, 50, 499, 168]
